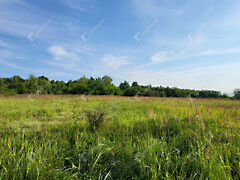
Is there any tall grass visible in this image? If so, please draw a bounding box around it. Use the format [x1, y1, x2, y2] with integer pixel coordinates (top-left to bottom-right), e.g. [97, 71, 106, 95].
[0, 95, 239, 179]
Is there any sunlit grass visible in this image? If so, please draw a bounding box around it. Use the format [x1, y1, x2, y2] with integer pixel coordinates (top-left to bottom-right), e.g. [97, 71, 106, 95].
[0, 95, 239, 179]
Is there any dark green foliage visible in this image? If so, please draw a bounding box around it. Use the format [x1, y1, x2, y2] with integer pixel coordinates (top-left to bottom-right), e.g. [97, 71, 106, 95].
[132, 81, 139, 87]
[119, 81, 130, 90]
[0, 75, 234, 99]
[124, 87, 138, 96]
[234, 89, 240, 99]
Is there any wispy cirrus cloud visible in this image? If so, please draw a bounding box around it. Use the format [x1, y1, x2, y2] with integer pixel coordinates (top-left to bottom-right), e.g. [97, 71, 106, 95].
[0, 0, 25, 5]
[0, 40, 13, 48]
[0, 49, 27, 70]
[151, 51, 176, 63]
[62, 0, 93, 12]
[195, 47, 240, 56]
[131, 0, 186, 18]
[102, 54, 129, 69]
[187, 20, 210, 45]
[150, 45, 240, 65]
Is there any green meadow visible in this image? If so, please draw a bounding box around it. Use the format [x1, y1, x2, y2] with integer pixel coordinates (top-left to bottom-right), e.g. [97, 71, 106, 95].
[0, 95, 239, 179]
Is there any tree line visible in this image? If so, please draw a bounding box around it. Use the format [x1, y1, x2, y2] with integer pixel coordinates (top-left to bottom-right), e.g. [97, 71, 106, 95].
[0, 75, 239, 99]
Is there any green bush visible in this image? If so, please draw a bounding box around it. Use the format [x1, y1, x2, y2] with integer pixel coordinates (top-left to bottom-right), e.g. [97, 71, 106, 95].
[85, 102, 108, 132]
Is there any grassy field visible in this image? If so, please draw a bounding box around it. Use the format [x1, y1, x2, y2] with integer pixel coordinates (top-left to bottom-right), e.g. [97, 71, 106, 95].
[0, 95, 239, 179]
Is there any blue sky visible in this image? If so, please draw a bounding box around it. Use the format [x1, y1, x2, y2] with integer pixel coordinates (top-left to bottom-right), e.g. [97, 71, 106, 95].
[0, 0, 240, 93]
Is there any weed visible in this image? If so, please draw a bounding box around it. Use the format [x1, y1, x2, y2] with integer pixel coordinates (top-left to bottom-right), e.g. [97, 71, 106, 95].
[85, 102, 109, 132]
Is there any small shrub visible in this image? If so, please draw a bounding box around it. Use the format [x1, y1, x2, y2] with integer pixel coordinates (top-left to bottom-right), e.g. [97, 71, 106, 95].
[85, 102, 108, 132]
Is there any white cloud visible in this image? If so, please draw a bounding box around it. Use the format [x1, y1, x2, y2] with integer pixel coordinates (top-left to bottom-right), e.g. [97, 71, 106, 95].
[47, 45, 80, 61]
[0, 0, 24, 5]
[48, 46, 68, 59]
[0, 49, 13, 58]
[0, 40, 13, 48]
[118, 61, 240, 93]
[0, 17, 36, 38]
[102, 54, 129, 69]
[187, 21, 209, 45]
[132, 0, 186, 18]
[0, 59, 23, 69]
[195, 47, 240, 56]
[150, 48, 190, 64]
[150, 46, 240, 65]
[62, 0, 91, 12]
[151, 51, 176, 63]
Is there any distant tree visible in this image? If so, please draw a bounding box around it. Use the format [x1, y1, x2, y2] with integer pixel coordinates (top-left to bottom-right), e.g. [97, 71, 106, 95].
[113, 87, 122, 95]
[72, 77, 89, 94]
[198, 90, 221, 98]
[37, 76, 51, 94]
[143, 89, 159, 97]
[165, 87, 173, 97]
[0, 78, 8, 94]
[159, 91, 167, 97]
[54, 81, 67, 94]
[119, 81, 130, 90]
[189, 91, 199, 98]
[132, 81, 139, 87]
[102, 75, 112, 84]
[233, 89, 240, 99]
[0, 74, 232, 99]
[8, 75, 27, 94]
[28, 75, 39, 93]
[221, 93, 230, 99]
[38, 76, 49, 81]
[124, 87, 138, 96]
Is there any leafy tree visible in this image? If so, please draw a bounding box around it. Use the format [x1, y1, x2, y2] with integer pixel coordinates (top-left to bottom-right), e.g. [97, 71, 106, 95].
[38, 76, 49, 81]
[71, 77, 89, 94]
[124, 87, 138, 96]
[0, 75, 231, 99]
[0, 78, 8, 94]
[132, 81, 139, 87]
[102, 75, 112, 84]
[28, 75, 39, 93]
[233, 89, 240, 99]
[54, 81, 67, 94]
[119, 81, 130, 90]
